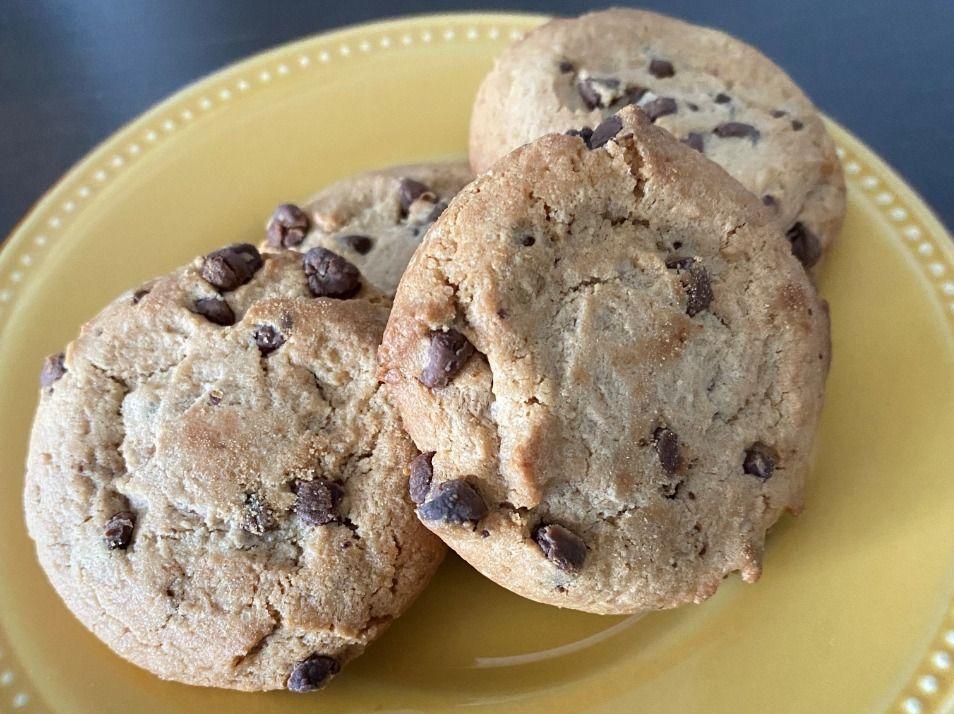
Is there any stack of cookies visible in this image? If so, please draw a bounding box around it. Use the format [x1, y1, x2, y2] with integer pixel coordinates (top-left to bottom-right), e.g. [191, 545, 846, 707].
[24, 8, 842, 693]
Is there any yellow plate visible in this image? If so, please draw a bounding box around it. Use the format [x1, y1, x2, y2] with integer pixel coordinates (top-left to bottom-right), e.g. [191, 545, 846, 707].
[0, 13, 952, 714]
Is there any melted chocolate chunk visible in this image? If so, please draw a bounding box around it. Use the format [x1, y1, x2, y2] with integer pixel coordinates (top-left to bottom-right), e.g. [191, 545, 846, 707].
[715, 93, 731, 104]
[643, 97, 677, 122]
[714, 122, 760, 140]
[565, 126, 594, 144]
[397, 178, 435, 213]
[653, 427, 680, 473]
[253, 324, 285, 355]
[295, 478, 345, 526]
[786, 222, 822, 268]
[648, 58, 675, 78]
[684, 263, 713, 317]
[40, 352, 66, 388]
[624, 85, 648, 105]
[287, 654, 340, 693]
[558, 59, 575, 74]
[193, 298, 235, 326]
[266, 204, 310, 249]
[104, 511, 135, 550]
[337, 234, 374, 255]
[419, 329, 475, 389]
[408, 451, 435, 505]
[302, 247, 361, 298]
[533, 523, 586, 572]
[682, 132, 705, 153]
[743, 442, 777, 480]
[201, 244, 262, 291]
[418, 479, 487, 523]
[588, 114, 623, 148]
[577, 77, 620, 109]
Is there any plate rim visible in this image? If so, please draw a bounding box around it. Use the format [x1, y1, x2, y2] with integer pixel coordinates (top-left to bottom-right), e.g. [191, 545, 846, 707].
[0, 11, 951, 714]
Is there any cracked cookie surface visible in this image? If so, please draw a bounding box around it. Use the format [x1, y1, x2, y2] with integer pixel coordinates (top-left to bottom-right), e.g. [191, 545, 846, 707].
[263, 161, 473, 298]
[381, 106, 830, 614]
[469, 8, 845, 263]
[24, 247, 444, 691]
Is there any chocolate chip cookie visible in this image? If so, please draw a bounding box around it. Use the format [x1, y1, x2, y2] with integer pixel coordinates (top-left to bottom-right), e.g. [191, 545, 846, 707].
[380, 106, 831, 614]
[263, 161, 473, 297]
[469, 8, 845, 266]
[24, 245, 444, 690]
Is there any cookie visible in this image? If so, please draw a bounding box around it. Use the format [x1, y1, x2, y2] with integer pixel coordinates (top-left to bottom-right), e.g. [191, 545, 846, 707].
[380, 106, 831, 614]
[469, 8, 845, 265]
[24, 245, 444, 691]
[263, 161, 473, 297]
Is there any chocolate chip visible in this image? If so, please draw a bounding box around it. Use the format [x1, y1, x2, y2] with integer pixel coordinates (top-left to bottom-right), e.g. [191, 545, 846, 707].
[565, 126, 594, 143]
[193, 297, 235, 326]
[408, 452, 435, 505]
[40, 352, 66, 388]
[762, 194, 778, 207]
[771, 109, 787, 118]
[242, 492, 275, 535]
[104, 511, 135, 550]
[577, 77, 619, 109]
[337, 234, 374, 255]
[302, 247, 361, 298]
[480, 529, 490, 538]
[266, 204, 310, 249]
[624, 85, 648, 105]
[521, 235, 536, 247]
[653, 427, 680, 473]
[643, 97, 677, 122]
[294, 478, 345, 526]
[648, 58, 675, 78]
[684, 263, 713, 317]
[397, 178, 435, 213]
[209, 389, 223, 406]
[419, 329, 474, 389]
[201, 244, 262, 291]
[558, 59, 575, 73]
[714, 122, 760, 140]
[588, 115, 623, 149]
[786, 222, 822, 268]
[533, 523, 586, 572]
[287, 654, 340, 693]
[743, 442, 777, 480]
[132, 288, 150, 304]
[253, 324, 285, 355]
[682, 132, 705, 153]
[418, 479, 487, 524]
[715, 93, 731, 104]
[791, 119, 804, 131]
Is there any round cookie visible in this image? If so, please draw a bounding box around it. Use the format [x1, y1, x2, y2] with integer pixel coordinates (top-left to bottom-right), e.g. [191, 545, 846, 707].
[24, 245, 444, 691]
[469, 8, 845, 266]
[381, 106, 831, 615]
[263, 161, 473, 297]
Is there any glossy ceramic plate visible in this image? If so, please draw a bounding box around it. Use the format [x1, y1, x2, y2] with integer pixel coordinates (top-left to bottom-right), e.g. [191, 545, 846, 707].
[0, 13, 952, 714]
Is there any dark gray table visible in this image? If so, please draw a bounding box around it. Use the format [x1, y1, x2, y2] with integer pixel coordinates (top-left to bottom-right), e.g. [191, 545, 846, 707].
[2, 0, 952, 239]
